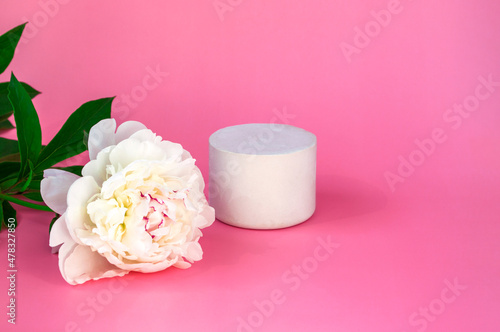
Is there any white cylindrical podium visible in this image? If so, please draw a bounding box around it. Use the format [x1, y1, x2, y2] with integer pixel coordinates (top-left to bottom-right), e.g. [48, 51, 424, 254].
[209, 123, 316, 229]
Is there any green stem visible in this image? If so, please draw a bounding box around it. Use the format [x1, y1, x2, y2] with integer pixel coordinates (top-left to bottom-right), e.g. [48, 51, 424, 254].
[0, 193, 52, 212]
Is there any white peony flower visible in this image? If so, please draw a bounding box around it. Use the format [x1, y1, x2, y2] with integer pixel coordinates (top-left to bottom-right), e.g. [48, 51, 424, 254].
[41, 119, 215, 285]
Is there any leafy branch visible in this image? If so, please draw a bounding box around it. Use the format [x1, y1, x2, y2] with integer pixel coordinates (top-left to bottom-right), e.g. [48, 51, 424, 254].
[0, 23, 114, 231]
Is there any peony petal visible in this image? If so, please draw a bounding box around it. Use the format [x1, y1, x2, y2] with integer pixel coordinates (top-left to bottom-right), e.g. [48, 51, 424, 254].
[61, 244, 128, 285]
[66, 176, 101, 243]
[82, 147, 112, 186]
[88, 119, 117, 160]
[181, 149, 192, 161]
[190, 167, 205, 193]
[57, 242, 77, 283]
[158, 141, 184, 161]
[104, 252, 177, 273]
[67, 176, 101, 208]
[109, 139, 167, 169]
[173, 260, 192, 269]
[41, 170, 80, 215]
[186, 241, 203, 262]
[66, 206, 93, 246]
[49, 214, 73, 250]
[115, 121, 148, 144]
[201, 204, 215, 227]
[193, 205, 215, 229]
[128, 128, 160, 143]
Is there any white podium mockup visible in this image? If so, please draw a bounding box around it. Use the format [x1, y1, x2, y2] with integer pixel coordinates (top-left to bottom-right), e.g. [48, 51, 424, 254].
[209, 123, 316, 229]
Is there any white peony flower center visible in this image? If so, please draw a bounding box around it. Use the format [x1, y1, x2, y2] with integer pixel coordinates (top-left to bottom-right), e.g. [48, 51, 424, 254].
[85, 160, 197, 263]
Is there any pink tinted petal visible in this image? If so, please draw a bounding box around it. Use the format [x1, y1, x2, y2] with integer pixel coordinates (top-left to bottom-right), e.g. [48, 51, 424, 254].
[57, 242, 77, 283]
[41, 169, 80, 215]
[61, 244, 128, 285]
[173, 260, 192, 269]
[114, 121, 148, 144]
[199, 205, 215, 229]
[192, 205, 215, 230]
[186, 242, 203, 262]
[88, 119, 117, 160]
[49, 214, 73, 251]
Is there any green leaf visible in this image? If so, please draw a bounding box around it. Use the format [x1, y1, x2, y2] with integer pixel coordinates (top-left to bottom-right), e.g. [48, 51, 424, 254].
[0, 201, 3, 230]
[23, 192, 44, 202]
[0, 110, 12, 123]
[9, 170, 43, 192]
[2, 200, 17, 228]
[0, 162, 20, 183]
[0, 152, 19, 163]
[0, 23, 26, 75]
[18, 160, 34, 192]
[0, 178, 16, 190]
[0, 119, 15, 130]
[27, 179, 41, 191]
[0, 81, 40, 117]
[25, 171, 43, 191]
[0, 143, 45, 163]
[0, 137, 19, 156]
[55, 165, 83, 176]
[8, 73, 42, 180]
[35, 97, 114, 172]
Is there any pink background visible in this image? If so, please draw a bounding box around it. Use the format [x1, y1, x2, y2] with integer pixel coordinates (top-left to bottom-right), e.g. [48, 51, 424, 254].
[1, 0, 500, 331]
